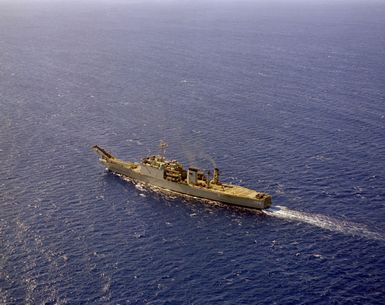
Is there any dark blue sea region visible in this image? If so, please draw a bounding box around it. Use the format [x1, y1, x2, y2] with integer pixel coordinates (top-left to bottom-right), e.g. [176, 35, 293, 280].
[1, 0, 385, 304]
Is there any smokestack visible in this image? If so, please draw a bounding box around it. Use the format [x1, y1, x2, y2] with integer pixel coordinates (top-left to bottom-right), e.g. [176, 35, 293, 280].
[213, 168, 220, 184]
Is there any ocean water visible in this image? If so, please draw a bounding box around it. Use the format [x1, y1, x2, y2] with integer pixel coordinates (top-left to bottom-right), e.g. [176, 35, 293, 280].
[1, 0, 385, 304]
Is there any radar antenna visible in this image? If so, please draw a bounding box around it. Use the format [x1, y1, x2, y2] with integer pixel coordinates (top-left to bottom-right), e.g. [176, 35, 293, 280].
[159, 140, 168, 160]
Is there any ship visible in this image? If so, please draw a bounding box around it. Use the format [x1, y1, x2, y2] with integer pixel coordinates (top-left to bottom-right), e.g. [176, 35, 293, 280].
[92, 141, 272, 210]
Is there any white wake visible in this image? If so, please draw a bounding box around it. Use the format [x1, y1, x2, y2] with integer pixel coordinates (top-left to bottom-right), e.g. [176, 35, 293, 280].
[264, 205, 384, 241]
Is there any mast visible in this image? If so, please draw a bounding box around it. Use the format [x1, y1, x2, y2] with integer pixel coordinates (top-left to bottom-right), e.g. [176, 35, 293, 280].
[159, 140, 168, 160]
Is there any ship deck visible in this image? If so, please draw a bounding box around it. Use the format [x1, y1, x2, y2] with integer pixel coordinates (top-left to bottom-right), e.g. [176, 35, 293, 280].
[107, 158, 269, 201]
[208, 183, 266, 199]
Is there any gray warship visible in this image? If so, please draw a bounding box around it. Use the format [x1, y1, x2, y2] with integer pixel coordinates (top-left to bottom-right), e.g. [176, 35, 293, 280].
[92, 142, 272, 210]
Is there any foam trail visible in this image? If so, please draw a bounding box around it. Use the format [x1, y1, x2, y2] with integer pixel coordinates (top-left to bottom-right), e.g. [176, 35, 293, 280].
[264, 206, 384, 241]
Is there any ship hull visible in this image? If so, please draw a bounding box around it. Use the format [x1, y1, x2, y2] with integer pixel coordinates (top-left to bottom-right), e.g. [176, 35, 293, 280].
[104, 159, 271, 210]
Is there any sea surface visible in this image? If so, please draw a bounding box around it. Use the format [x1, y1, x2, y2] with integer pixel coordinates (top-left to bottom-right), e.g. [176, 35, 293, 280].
[1, 0, 385, 304]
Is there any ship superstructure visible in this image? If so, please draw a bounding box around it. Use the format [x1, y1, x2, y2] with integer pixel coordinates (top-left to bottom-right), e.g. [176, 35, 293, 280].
[92, 142, 271, 210]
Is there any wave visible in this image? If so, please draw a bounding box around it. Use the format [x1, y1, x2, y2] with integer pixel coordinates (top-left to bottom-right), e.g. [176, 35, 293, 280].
[264, 205, 384, 241]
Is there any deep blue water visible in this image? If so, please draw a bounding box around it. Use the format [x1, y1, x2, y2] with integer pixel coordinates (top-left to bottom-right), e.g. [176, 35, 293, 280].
[1, 0, 385, 304]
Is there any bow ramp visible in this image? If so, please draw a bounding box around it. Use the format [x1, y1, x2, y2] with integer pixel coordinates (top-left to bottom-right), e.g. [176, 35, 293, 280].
[92, 145, 115, 160]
